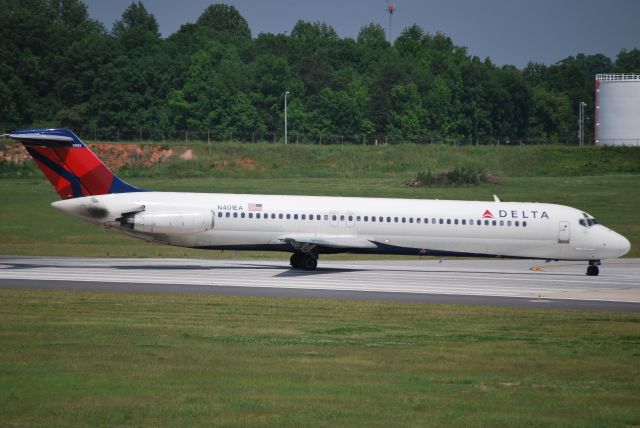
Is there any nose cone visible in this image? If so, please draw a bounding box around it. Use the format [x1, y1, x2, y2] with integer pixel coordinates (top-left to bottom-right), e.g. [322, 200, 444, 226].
[611, 232, 631, 258]
[590, 226, 631, 259]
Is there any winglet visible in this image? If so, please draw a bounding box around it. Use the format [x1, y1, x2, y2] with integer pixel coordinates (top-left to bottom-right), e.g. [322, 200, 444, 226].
[493, 194, 501, 203]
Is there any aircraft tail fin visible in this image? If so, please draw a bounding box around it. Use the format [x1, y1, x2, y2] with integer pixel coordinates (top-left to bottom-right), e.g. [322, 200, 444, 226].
[5, 128, 142, 199]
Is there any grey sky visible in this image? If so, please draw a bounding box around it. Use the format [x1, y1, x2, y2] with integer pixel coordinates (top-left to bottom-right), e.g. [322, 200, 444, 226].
[83, 0, 640, 68]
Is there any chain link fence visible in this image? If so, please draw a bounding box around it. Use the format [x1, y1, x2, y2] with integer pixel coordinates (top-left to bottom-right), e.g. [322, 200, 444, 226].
[1, 126, 586, 146]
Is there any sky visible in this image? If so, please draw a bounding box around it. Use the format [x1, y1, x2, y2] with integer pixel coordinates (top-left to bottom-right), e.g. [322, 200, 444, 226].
[83, 0, 640, 68]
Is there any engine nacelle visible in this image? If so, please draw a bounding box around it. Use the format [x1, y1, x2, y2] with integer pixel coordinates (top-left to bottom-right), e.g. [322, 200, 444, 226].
[119, 211, 214, 234]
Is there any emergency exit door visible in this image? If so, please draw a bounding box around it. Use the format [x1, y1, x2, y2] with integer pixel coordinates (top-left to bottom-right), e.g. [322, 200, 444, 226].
[558, 221, 570, 244]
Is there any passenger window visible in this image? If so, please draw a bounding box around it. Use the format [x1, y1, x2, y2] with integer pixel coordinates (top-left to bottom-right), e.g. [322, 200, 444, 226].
[515, 221, 519, 226]
[469, 219, 474, 225]
[523, 221, 527, 227]
[293, 214, 298, 220]
[218, 212, 222, 218]
[340, 215, 345, 221]
[507, 221, 512, 226]
[499, 220, 504, 226]
[417, 218, 421, 224]
[324, 215, 329, 221]
[484, 220, 489, 225]
[394, 217, 399, 223]
[454, 219, 459, 225]
[439, 219, 444, 224]
[461, 219, 466, 225]
[356, 216, 361, 221]
[492, 220, 496, 226]
[446, 219, 451, 225]
[378, 216, 383, 222]
[286, 214, 291, 219]
[424, 218, 428, 224]
[332, 215, 337, 221]
[432, 218, 436, 224]
[387, 217, 391, 223]
[409, 218, 414, 223]
[301, 214, 306, 220]
[372, 216, 376, 222]
[226, 212, 230, 218]
[233, 212, 238, 218]
[364, 216, 369, 222]
[240, 213, 245, 218]
[348, 215, 353, 221]
[402, 217, 406, 223]
[271, 214, 276, 219]
[279, 214, 283, 219]
[248, 213, 253, 219]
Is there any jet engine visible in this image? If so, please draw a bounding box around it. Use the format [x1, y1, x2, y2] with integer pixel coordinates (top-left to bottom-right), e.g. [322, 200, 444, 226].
[118, 210, 214, 234]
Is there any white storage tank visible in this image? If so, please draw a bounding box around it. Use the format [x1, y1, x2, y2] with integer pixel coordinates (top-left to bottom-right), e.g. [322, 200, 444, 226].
[595, 74, 640, 146]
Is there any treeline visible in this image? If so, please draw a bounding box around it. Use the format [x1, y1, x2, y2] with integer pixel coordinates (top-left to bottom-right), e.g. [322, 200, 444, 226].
[1, 0, 639, 144]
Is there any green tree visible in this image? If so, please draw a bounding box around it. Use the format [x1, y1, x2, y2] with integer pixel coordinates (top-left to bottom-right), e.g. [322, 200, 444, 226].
[251, 54, 302, 134]
[319, 79, 372, 138]
[528, 86, 572, 143]
[423, 76, 452, 136]
[357, 24, 388, 48]
[614, 49, 640, 73]
[386, 82, 426, 141]
[196, 4, 251, 40]
[291, 20, 338, 41]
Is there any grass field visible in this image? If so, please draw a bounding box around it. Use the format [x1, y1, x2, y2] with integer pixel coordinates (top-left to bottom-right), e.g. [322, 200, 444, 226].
[1, 289, 639, 427]
[4, 142, 640, 180]
[1, 143, 639, 426]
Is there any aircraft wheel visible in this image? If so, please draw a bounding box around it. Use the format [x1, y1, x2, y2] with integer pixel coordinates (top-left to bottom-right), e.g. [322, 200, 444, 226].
[302, 255, 318, 271]
[290, 253, 302, 269]
[586, 265, 599, 276]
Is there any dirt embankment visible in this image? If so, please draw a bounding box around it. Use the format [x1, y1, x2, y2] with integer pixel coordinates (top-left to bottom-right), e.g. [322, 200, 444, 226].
[0, 143, 186, 168]
[1, 143, 260, 172]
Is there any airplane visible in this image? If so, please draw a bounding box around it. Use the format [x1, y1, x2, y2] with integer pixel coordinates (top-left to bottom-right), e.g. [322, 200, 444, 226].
[3, 128, 631, 276]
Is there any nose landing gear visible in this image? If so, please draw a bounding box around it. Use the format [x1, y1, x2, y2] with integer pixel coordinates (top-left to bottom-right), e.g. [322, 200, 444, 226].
[586, 260, 600, 276]
[290, 252, 318, 271]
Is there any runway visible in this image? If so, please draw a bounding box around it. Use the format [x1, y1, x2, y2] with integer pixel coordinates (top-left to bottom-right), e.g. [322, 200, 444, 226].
[0, 256, 638, 311]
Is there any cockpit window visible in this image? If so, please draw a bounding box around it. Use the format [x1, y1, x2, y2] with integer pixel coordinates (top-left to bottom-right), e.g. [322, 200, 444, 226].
[580, 213, 598, 228]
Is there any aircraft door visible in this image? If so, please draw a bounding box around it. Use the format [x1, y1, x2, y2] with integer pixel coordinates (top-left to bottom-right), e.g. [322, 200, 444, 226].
[346, 212, 355, 228]
[339, 212, 355, 228]
[558, 221, 570, 244]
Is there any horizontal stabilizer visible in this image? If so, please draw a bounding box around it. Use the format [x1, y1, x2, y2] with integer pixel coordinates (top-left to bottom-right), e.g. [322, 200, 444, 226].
[7, 132, 74, 143]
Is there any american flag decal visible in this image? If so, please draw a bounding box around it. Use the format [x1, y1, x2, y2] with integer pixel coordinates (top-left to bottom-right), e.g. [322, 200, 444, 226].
[248, 203, 262, 211]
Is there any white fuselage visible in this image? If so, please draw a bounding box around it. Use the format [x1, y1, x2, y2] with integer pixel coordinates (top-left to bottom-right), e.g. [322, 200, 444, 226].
[52, 192, 631, 261]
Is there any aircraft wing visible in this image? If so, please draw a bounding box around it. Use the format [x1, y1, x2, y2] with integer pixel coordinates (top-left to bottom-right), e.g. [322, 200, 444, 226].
[275, 234, 378, 251]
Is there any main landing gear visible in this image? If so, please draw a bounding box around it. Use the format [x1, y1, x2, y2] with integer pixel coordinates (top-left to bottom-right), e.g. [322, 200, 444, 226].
[290, 252, 318, 271]
[586, 260, 600, 276]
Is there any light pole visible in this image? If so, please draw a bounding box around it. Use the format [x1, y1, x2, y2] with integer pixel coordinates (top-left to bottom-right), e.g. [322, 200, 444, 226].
[284, 91, 290, 144]
[578, 101, 587, 147]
